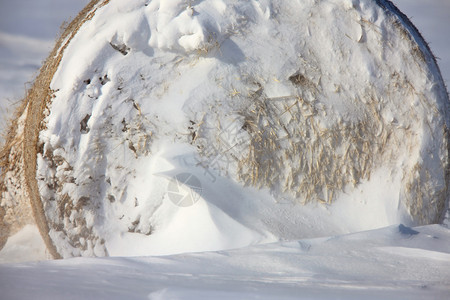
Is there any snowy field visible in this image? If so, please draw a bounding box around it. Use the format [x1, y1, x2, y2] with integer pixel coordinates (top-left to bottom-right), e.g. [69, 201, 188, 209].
[1, 224, 450, 300]
[0, 1, 449, 299]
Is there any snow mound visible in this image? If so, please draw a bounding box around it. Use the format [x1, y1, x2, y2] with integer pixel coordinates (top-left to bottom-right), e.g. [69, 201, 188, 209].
[1, 0, 449, 258]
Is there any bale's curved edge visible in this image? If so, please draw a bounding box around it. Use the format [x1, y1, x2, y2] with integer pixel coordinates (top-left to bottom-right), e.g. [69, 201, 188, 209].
[0, 100, 28, 250]
[376, 4, 449, 220]
[0, 0, 109, 257]
[378, 1, 449, 222]
[376, 1, 449, 223]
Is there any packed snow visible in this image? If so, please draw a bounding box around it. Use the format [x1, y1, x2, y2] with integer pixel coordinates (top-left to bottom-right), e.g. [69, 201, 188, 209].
[1, 225, 449, 299]
[0, 0, 449, 299]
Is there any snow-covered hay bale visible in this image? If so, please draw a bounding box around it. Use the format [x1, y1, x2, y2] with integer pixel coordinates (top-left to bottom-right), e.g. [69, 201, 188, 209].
[1, 0, 449, 258]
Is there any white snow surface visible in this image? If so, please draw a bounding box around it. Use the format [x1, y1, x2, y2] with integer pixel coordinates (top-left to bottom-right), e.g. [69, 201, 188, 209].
[0, 0, 449, 299]
[0, 225, 48, 264]
[1, 224, 449, 299]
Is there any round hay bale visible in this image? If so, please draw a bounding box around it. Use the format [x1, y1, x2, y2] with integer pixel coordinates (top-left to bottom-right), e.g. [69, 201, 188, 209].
[1, 0, 448, 258]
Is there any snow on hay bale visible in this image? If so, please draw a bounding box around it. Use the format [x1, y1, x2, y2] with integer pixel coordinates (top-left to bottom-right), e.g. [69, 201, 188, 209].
[0, 0, 449, 258]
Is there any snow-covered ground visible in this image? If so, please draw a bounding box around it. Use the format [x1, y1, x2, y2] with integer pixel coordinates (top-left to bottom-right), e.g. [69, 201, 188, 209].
[0, 0, 449, 299]
[1, 224, 450, 300]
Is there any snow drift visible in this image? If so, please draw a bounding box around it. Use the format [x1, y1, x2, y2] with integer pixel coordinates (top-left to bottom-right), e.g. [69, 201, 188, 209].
[0, 0, 449, 258]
